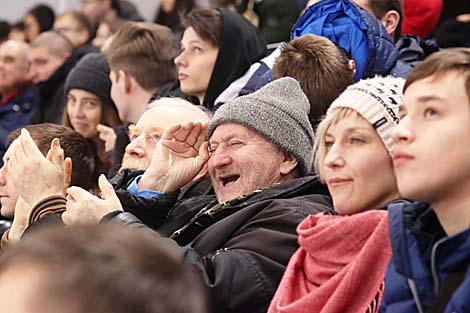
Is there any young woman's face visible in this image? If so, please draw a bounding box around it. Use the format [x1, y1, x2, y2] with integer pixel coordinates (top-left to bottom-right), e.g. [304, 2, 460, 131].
[323, 113, 398, 215]
[23, 14, 40, 42]
[67, 89, 103, 138]
[174, 27, 219, 104]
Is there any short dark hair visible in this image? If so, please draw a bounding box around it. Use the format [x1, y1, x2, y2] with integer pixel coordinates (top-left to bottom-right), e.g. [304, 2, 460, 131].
[273, 34, 354, 128]
[183, 9, 222, 47]
[403, 48, 470, 104]
[104, 22, 178, 92]
[367, 0, 403, 42]
[7, 124, 95, 191]
[0, 224, 208, 313]
[30, 30, 73, 59]
[27, 4, 55, 33]
[0, 20, 11, 42]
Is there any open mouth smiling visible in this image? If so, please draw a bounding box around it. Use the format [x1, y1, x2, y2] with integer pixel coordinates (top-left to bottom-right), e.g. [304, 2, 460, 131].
[219, 175, 240, 187]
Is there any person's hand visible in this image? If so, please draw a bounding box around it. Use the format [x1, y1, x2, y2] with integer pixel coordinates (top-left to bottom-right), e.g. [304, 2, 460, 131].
[97, 124, 117, 152]
[46, 138, 73, 195]
[138, 121, 209, 193]
[7, 197, 31, 243]
[6, 129, 71, 208]
[62, 174, 123, 225]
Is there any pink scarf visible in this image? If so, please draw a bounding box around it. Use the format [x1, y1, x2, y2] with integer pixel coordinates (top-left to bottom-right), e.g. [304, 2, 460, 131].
[268, 210, 391, 313]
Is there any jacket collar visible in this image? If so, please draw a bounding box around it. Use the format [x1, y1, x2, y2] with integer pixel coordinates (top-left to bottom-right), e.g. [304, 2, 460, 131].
[388, 201, 470, 279]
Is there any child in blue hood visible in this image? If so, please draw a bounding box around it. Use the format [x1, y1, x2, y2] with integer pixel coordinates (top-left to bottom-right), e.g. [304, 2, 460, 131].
[292, 0, 411, 81]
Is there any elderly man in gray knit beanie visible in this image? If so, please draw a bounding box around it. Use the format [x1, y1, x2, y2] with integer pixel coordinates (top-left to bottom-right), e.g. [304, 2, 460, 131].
[44, 76, 331, 313]
[132, 76, 316, 203]
[205, 77, 315, 202]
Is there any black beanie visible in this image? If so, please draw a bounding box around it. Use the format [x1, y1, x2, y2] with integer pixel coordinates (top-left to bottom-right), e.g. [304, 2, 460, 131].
[64, 53, 114, 108]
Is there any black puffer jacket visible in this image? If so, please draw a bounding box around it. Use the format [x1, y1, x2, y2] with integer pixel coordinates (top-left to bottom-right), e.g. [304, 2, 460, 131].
[105, 176, 333, 313]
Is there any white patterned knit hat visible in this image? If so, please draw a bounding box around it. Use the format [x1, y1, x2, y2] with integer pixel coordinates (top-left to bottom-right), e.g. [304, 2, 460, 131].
[327, 76, 405, 154]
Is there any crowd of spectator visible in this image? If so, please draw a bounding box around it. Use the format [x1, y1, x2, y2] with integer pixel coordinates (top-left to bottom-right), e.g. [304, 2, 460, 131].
[0, 0, 468, 312]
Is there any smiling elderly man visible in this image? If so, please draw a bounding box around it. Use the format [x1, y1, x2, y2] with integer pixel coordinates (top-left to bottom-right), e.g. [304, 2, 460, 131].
[8, 77, 332, 313]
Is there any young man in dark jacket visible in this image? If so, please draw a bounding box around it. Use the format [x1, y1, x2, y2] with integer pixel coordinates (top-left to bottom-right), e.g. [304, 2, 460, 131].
[8, 77, 332, 313]
[381, 48, 470, 312]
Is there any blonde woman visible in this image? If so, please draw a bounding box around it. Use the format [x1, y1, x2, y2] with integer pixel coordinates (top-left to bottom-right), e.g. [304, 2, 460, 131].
[269, 76, 405, 313]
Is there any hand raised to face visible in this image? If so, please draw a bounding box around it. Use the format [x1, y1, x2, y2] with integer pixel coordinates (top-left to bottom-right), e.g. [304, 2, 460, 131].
[138, 121, 209, 193]
[97, 123, 117, 152]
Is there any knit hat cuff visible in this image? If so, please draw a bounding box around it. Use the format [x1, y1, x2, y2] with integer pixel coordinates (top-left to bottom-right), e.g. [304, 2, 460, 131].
[208, 102, 314, 175]
[327, 77, 404, 154]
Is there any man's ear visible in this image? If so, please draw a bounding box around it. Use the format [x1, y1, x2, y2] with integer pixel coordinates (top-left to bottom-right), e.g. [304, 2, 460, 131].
[348, 59, 356, 77]
[381, 10, 400, 39]
[119, 70, 132, 94]
[280, 152, 298, 176]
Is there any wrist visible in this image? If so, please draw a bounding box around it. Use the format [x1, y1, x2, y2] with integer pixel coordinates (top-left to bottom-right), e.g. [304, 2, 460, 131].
[23, 191, 64, 209]
[138, 171, 170, 193]
[9, 216, 29, 243]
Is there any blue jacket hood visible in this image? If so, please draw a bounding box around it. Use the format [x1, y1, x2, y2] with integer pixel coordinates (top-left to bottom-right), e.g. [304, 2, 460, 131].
[292, 0, 411, 81]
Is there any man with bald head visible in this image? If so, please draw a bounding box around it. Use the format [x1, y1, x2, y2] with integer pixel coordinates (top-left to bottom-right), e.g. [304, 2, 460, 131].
[27, 31, 84, 124]
[0, 40, 37, 166]
[121, 97, 211, 171]
[107, 97, 213, 224]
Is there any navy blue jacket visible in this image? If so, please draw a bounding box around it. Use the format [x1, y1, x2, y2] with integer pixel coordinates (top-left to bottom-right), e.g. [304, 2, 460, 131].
[381, 201, 470, 313]
[0, 85, 38, 166]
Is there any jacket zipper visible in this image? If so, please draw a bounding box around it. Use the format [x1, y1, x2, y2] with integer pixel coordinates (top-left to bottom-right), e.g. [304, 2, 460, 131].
[430, 237, 447, 297]
[407, 278, 425, 313]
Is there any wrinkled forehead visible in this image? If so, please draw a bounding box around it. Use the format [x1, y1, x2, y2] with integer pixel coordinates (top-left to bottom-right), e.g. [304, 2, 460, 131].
[136, 105, 210, 134]
[128, 124, 164, 135]
[0, 42, 28, 59]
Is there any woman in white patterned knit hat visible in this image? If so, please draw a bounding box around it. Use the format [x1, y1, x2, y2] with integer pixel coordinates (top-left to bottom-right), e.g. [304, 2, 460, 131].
[269, 76, 405, 313]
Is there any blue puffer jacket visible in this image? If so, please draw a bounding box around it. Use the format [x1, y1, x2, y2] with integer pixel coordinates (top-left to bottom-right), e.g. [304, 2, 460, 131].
[292, 0, 411, 81]
[0, 85, 38, 167]
[381, 201, 470, 313]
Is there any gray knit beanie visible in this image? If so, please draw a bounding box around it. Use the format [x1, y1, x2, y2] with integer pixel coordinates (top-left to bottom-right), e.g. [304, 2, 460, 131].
[207, 77, 315, 176]
[64, 52, 114, 107]
[327, 76, 405, 154]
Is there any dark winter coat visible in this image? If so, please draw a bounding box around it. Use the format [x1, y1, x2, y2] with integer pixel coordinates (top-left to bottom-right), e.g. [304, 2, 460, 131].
[380, 201, 470, 313]
[395, 35, 440, 68]
[0, 85, 38, 166]
[105, 175, 333, 313]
